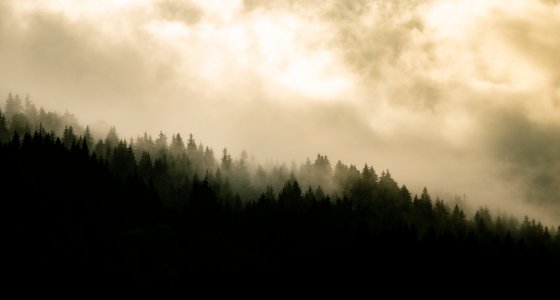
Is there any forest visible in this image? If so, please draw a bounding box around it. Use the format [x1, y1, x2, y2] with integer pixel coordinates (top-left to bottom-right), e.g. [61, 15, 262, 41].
[2, 93, 559, 287]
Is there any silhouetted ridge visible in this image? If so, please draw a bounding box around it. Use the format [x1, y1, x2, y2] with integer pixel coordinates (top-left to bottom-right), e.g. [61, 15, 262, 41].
[2, 95, 559, 287]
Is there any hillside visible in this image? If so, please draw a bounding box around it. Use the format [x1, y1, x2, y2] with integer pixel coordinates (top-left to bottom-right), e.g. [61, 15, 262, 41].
[2, 95, 559, 286]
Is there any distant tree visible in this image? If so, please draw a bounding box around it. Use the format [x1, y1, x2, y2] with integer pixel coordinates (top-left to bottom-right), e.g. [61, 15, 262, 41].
[5, 93, 23, 119]
[347, 165, 361, 182]
[451, 205, 466, 225]
[62, 126, 76, 149]
[221, 148, 232, 171]
[138, 151, 153, 178]
[60, 110, 82, 133]
[314, 154, 332, 175]
[305, 154, 332, 191]
[413, 187, 434, 229]
[475, 207, 493, 229]
[24, 95, 38, 125]
[379, 170, 398, 190]
[278, 179, 302, 210]
[37, 108, 63, 134]
[315, 185, 325, 201]
[0, 110, 9, 143]
[9, 113, 30, 135]
[361, 164, 377, 184]
[83, 126, 94, 151]
[105, 126, 119, 149]
[135, 132, 156, 158]
[203, 146, 215, 169]
[333, 160, 349, 189]
[474, 210, 488, 234]
[111, 141, 137, 179]
[520, 215, 537, 243]
[399, 185, 412, 202]
[170, 133, 185, 157]
[433, 198, 449, 231]
[10, 131, 21, 148]
[93, 139, 105, 159]
[239, 150, 248, 167]
[420, 187, 432, 203]
[187, 134, 197, 153]
[156, 131, 167, 153]
[303, 186, 316, 204]
[434, 198, 449, 217]
[264, 185, 276, 203]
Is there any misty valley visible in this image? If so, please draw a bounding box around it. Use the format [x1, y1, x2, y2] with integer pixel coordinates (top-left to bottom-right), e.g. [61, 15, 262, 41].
[2, 94, 559, 287]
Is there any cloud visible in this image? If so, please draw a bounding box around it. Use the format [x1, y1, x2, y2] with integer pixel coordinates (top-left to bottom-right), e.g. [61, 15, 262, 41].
[481, 107, 560, 220]
[0, 0, 559, 223]
[157, 0, 202, 25]
[0, 2, 180, 124]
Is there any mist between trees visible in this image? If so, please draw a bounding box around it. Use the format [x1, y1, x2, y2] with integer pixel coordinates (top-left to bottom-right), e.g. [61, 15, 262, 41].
[2, 94, 559, 282]
[0, 94, 485, 212]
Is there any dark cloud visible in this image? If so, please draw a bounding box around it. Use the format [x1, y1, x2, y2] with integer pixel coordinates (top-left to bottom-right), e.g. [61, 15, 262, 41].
[482, 107, 560, 219]
[157, 0, 202, 25]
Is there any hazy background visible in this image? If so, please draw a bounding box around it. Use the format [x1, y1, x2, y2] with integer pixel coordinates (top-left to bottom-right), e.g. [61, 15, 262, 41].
[1, 0, 559, 224]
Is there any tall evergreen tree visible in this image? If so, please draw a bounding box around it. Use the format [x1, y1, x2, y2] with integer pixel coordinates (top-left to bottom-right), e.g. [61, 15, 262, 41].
[221, 148, 232, 171]
[0, 110, 9, 143]
[105, 126, 119, 149]
[83, 126, 94, 150]
[62, 126, 76, 149]
[170, 133, 185, 157]
[5, 93, 23, 119]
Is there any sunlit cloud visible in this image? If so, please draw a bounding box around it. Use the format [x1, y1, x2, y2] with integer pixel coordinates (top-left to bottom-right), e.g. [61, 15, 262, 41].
[1, 0, 559, 224]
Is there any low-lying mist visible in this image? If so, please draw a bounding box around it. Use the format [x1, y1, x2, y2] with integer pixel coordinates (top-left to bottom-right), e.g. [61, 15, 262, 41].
[1, 0, 559, 224]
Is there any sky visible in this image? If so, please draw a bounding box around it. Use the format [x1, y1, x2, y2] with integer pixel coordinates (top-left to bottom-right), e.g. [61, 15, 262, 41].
[0, 0, 559, 224]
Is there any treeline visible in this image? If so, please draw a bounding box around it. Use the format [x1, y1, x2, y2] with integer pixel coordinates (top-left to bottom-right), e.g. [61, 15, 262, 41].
[0, 93, 83, 143]
[2, 95, 559, 286]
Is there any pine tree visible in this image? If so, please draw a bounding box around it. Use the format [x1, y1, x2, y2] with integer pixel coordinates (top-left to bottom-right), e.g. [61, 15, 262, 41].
[5, 93, 23, 119]
[170, 133, 185, 157]
[221, 148, 232, 171]
[62, 126, 76, 149]
[187, 134, 197, 153]
[24, 95, 38, 125]
[138, 151, 153, 178]
[83, 126, 94, 151]
[93, 139, 105, 159]
[0, 110, 9, 143]
[105, 126, 119, 149]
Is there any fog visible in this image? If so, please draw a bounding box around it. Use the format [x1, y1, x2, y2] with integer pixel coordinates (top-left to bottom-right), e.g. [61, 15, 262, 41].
[1, 0, 559, 224]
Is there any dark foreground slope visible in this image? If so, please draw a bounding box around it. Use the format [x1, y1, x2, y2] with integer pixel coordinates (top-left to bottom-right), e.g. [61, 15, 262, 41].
[2, 130, 559, 288]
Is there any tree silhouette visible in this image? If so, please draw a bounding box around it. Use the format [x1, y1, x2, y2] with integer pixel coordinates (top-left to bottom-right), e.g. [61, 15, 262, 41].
[83, 126, 94, 151]
[62, 126, 76, 149]
[2, 96, 559, 285]
[0, 109, 9, 143]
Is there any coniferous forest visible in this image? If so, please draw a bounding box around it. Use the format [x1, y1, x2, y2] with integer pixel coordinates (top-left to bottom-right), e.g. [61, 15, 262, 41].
[2, 94, 559, 286]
